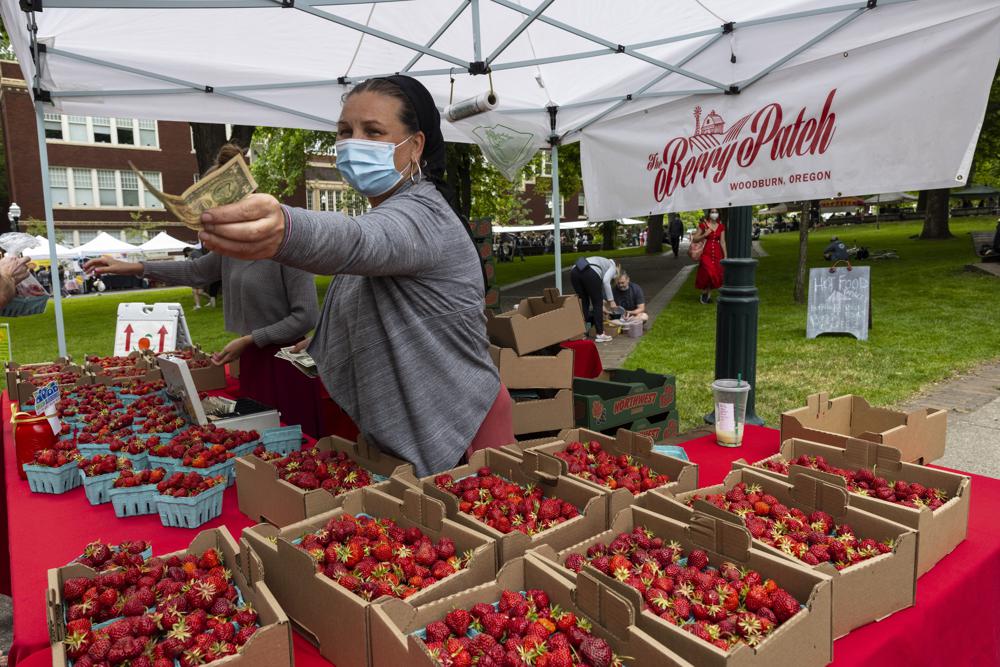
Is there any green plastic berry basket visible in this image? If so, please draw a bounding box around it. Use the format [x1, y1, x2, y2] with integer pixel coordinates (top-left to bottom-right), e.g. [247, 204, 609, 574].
[119, 450, 149, 469]
[147, 455, 181, 475]
[23, 461, 82, 494]
[156, 484, 225, 528]
[260, 425, 303, 456]
[77, 442, 112, 457]
[109, 484, 159, 517]
[80, 469, 119, 505]
[174, 458, 236, 487]
[0, 295, 49, 317]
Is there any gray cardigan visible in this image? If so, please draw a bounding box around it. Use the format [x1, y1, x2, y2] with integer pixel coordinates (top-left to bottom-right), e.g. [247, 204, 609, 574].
[142, 254, 319, 348]
[275, 180, 499, 476]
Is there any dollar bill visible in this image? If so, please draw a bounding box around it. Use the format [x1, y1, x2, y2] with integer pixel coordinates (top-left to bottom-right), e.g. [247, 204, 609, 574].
[275, 346, 318, 378]
[129, 154, 257, 231]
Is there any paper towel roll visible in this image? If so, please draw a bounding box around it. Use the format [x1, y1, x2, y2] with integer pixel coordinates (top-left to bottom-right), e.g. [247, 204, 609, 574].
[444, 91, 499, 122]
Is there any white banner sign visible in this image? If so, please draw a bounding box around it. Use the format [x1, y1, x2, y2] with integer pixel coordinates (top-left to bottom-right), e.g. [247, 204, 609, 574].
[581, 13, 1000, 220]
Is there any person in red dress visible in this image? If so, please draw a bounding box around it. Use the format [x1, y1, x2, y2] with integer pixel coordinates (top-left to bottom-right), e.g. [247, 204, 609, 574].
[693, 208, 727, 304]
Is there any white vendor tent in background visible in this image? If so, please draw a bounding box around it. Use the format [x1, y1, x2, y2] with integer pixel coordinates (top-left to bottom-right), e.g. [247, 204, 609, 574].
[74, 232, 142, 256]
[493, 217, 647, 234]
[139, 232, 194, 254]
[2, 0, 998, 357]
[23, 236, 77, 260]
[864, 193, 918, 205]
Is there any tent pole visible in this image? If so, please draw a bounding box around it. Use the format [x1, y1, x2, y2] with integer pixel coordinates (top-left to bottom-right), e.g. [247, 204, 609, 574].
[34, 105, 68, 358]
[551, 144, 562, 293]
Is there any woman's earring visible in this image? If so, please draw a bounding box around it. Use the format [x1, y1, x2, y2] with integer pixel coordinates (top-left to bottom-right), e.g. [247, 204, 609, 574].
[410, 161, 422, 184]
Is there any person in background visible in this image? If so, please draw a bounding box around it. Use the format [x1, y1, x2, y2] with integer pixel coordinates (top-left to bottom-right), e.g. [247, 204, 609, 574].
[668, 214, 685, 259]
[183, 246, 207, 309]
[692, 207, 727, 304]
[570, 255, 619, 343]
[823, 236, 849, 262]
[611, 270, 648, 325]
[192, 76, 511, 476]
[85, 144, 323, 434]
[0, 255, 31, 309]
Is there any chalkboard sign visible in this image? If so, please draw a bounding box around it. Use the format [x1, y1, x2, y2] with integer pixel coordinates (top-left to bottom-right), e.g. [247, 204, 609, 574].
[807, 265, 871, 340]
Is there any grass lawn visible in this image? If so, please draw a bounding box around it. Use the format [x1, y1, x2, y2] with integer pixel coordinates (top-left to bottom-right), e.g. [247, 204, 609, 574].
[625, 216, 1000, 430]
[0, 244, 644, 386]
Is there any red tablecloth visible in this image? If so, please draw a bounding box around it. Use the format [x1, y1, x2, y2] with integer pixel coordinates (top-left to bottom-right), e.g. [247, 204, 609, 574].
[1, 389, 334, 667]
[5, 412, 1000, 666]
[559, 339, 603, 378]
[680, 425, 1000, 666]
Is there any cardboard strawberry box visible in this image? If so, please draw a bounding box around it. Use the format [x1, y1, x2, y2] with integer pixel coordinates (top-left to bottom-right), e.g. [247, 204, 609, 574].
[781, 392, 947, 464]
[420, 447, 607, 566]
[514, 427, 698, 527]
[734, 437, 970, 576]
[622, 410, 680, 443]
[15, 370, 94, 405]
[241, 487, 497, 667]
[83, 351, 147, 375]
[485, 288, 586, 356]
[511, 388, 575, 435]
[147, 347, 228, 391]
[47, 527, 293, 667]
[235, 434, 416, 527]
[573, 368, 677, 431]
[371, 553, 687, 666]
[656, 467, 917, 637]
[94, 368, 163, 386]
[6, 357, 73, 391]
[530, 506, 833, 667]
[489, 344, 574, 390]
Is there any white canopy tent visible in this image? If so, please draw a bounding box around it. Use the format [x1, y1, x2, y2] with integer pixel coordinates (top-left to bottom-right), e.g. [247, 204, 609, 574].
[139, 231, 195, 254]
[74, 232, 142, 256]
[863, 193, 918, 205]
[493, 217, 647, 234]
[2, 0, 998, 357]
[23, 235, 78, 259]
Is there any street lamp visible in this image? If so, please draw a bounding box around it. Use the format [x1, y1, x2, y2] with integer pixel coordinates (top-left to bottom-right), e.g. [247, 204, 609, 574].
[7, 202, 20, 233]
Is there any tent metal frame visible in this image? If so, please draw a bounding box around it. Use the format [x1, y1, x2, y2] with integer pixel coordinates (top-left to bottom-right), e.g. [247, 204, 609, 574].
[16, 0, 907, 351]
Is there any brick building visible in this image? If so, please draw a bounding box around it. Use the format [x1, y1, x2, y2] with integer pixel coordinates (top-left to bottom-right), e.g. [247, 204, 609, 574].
[2, 58, 581, 244]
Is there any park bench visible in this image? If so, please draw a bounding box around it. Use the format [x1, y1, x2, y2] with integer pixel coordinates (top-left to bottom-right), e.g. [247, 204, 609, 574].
[970, 231, 999, 262]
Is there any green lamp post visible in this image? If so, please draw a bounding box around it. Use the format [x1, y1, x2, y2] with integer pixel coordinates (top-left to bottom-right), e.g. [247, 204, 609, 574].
[705, 205, 764, 425]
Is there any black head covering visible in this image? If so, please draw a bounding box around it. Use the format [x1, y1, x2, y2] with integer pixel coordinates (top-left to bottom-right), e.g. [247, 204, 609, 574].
[383, 75, 460, 216]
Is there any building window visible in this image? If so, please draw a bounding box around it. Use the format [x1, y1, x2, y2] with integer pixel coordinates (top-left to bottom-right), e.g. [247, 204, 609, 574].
[97, 169, 118, 206]
[77, 230, 98, 246]
[73, 169, 95, 206]
[44, 114, 158, 148]
[68, 116, 88, 142]
[577, 193, 586, 218]
[115, 118, 135, 145]
[44, 113, 63, 140]
[49, 167, 69, 206]
[138, 119, 157, 147]
[540, 151, 552, 177]
[120, 171, 140, 207]
[142, 172, 163, 208]
[92, 117, 112, 143]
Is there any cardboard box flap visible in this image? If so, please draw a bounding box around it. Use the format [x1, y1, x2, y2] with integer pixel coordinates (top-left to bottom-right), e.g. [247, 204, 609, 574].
[522, 449, 563, 481]
[402, 488, 445, 531]
[685, 512, 751, 561]
[787, 465, 850, 492]
[842, 437, 904, 472]
[573, 570, 634, 640]
[807, 392, 831, 418]
[789, 472, 849, 515]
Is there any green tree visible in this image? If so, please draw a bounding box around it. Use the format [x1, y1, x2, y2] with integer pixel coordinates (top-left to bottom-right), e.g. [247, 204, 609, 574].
[470, 155, 531, 226]
[123, 211, 161, 244]
[0, 16, 12, 60]
[530, 143, 582, 202]
[250, 128, 336, 198]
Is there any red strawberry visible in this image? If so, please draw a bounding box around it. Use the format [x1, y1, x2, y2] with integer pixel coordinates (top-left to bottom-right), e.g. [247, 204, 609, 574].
[445, 609, 471, 636]
[481, 612, 508, 639]
[424, 620, 451, 643]
[578, 636, 614, 667]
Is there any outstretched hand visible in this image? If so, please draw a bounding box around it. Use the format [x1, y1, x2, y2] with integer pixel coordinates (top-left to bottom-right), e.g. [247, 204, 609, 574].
[198, 193, 286, 260]
[211, 335, 254, 367]
[83, 255, 142, 276]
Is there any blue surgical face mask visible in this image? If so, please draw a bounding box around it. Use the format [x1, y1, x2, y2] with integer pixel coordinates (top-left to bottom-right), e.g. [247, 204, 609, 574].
[335, 136, 413, 197]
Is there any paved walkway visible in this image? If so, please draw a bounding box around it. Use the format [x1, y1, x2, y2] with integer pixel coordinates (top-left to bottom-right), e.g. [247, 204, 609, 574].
[899, 359, 1000, 478]
[499, 250, 697, 369]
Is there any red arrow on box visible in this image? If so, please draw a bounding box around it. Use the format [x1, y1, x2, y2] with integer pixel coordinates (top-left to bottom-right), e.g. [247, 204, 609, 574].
[123, 323, 134, 351]
[157, 325, 168, 353]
